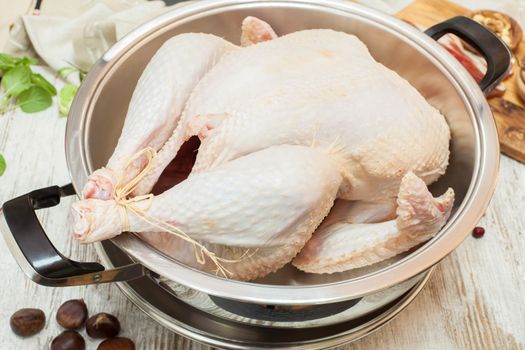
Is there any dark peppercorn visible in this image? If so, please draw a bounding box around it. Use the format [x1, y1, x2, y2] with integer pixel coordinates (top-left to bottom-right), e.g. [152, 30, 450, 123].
[472, 226, 485, 238]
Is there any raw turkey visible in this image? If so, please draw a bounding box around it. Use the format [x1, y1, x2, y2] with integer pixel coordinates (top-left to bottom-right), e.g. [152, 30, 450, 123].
[71, 17, 454, 280]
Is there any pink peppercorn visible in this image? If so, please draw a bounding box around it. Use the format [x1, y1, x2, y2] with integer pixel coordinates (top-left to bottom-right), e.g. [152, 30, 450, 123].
[472, 226, 485, 239]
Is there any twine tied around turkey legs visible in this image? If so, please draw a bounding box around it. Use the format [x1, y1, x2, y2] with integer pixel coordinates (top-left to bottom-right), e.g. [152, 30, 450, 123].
[112, 147, 254, 278]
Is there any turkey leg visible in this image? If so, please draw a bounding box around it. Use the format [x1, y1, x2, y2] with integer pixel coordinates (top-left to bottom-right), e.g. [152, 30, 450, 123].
[71, 145, 342, 280]
[293, 172, 454, 273]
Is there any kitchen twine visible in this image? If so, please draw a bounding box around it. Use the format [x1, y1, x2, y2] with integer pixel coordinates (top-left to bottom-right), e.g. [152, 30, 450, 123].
[111, 147, 254, 278]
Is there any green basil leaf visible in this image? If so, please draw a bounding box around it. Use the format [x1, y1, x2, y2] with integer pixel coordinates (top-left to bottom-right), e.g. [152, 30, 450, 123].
[57, 66, 87, 82]
[0, 54, 37, 71]
[18, 86, 53, 113]
[0, 154, 6, 176]
[57, 67, 78, 80]
[58, 84, 78, 117]
[0, 53, 17, 71]
[19, 57, 38, 66]
[1, 65, 32, 97]
[31, 73, 57, 96]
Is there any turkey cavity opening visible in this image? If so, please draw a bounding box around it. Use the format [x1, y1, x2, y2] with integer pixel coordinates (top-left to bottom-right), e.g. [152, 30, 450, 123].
[152, 136, 200, 195]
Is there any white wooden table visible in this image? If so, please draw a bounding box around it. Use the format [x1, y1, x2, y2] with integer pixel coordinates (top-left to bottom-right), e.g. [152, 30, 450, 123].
[0, 70, 524, 350]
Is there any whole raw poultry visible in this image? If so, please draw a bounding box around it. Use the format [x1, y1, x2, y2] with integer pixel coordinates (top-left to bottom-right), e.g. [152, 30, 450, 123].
[70, 17, 454, 281]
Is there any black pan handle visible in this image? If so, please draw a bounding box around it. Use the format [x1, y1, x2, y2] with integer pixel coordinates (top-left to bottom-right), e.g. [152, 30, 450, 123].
[0, 184, 146, 286]
[425, 16, 512, 95]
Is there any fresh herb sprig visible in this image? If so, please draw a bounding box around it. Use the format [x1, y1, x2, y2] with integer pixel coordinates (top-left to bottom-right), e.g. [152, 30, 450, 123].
[0, 53, 56, 114]
[0, 55, 86, 176]
[0, 153, 6, 176]
[57, 66, 83, 117]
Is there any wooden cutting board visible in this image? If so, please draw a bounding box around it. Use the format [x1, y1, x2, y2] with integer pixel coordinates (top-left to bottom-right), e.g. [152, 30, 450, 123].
[396, 0, 525, 164]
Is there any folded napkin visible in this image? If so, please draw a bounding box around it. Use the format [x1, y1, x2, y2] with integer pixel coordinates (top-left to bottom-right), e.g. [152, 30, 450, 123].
[0, 0, 189, 81]
[0, 0, 34, 55]
[26, 1, 171, 76]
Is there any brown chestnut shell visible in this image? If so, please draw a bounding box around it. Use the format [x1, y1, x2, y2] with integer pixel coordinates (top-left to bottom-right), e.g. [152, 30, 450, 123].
[97, 337, 135, 350]
[86, 313, 120, 339]
[56, 299, 88, 330]
[10, 308, 45, 337]
[50, 330, 86, 350]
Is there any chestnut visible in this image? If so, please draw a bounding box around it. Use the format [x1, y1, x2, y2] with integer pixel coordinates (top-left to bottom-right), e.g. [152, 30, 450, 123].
[50, 330, 85, 350]
[86, 313, 120, 338]
[56, 299, 88, 329]
[97, 337, 135, 350]
[10, 308, 45, 337]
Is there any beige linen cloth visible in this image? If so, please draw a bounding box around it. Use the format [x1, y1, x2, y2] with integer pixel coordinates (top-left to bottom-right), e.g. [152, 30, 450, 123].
[0, 0, 183, 79]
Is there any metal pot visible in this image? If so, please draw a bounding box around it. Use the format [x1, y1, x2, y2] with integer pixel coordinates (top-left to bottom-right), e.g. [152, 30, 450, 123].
[0, 0, 510, 348]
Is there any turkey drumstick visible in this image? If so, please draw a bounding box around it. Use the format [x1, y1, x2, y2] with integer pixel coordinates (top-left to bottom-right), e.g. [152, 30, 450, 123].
[72, 145, 342, 280]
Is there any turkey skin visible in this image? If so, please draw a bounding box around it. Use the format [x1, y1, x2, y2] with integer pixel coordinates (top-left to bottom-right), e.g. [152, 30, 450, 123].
[71, 17, 454, 280]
